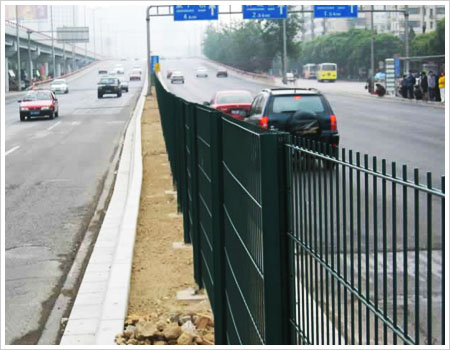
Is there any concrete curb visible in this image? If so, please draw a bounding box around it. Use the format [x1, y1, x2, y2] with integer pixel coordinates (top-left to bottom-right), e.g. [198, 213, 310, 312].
[60, 71, 147, 346]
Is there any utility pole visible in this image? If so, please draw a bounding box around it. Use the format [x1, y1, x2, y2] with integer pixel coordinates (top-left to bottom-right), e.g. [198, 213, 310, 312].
[146, 6, 152, 95]
[27, 30, 32, 83]
[51, 5, 56, 78]
[370, 5, 375, 78]
[16, 5, 21, 91]
[282, 19, 287, 83]
[84, 6, 88, 58]
[404, 5, 409, 72]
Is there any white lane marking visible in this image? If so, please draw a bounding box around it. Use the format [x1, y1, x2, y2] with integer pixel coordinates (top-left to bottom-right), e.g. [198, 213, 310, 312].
[71, 121, 81, 126]
[47, 121, 61, 131]
[5, 146, 20, 157]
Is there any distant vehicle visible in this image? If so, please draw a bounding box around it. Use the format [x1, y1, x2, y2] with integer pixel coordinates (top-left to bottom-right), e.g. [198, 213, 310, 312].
[204, 90, 253, 120]
[244, 88, 339, 162]
[316, 63, 337, 82]
[120, 80, 129, 92]
[97, 77, 122, 98]
[98, 68, 108, 74]
[18, 89, 59, 121]
[166, 69, 174, 79]
[50, 79, 69, 94]
[195, 67, 208, 78]
[285, 72, 296, 83]
[130, 70, 141, 81]
[303, 63, 317, 79]
[170, 71, 184, 84]
[115, 67, 125, 75]
[216, 67, 228, 78]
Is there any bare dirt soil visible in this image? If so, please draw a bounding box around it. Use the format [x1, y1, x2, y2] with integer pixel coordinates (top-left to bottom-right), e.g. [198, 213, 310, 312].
[115, 92, 214, 345]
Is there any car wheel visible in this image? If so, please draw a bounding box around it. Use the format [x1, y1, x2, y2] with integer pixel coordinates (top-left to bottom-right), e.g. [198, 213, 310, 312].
[126, 88, 129, 92]
[98, 93, 102, 98]
[65, 89, 69, 94]
[49, 112, 54, 120]
[20, 114, 25, 122]
[118, 92, 122, 97]
[55, 111, 59, 118]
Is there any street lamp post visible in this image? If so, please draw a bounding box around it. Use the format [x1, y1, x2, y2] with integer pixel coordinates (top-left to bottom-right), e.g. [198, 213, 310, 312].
[16, 5, 21, 91]
[50, 5, 56, 78]
[404, 6, 410, 72]
[282, 19, 287, 84]
[146, 6, 152, 95]
[370, 5, 375, 78]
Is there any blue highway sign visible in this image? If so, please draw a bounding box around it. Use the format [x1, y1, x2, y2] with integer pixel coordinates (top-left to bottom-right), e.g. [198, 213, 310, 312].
[173, 5, 218, 21]
[313, 5, 358, 18]
[242, 5, 287, 19]
[151, 55, 159, 73]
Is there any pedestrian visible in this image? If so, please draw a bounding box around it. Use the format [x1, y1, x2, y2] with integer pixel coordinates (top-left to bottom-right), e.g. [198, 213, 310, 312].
[399, 75, 408, 98]
[406, 71, 416, 99]
[414, 85, 423, 100]
[427, 71, 436, 101]
[434, 72, 441, 102]
[438, 72, 445, 103]
[420, 71, 428, 101]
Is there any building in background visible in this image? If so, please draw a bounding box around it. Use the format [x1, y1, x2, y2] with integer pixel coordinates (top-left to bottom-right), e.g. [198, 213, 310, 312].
[299, 5, 445, 41]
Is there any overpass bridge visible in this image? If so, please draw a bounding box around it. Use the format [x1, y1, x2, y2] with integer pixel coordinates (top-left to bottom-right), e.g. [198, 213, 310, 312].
[5, 20, 99, 92]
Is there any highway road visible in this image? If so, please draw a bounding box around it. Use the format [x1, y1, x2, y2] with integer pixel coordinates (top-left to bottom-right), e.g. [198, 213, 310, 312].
[4, 60, 144, 344]
[162, 57, 445, 184]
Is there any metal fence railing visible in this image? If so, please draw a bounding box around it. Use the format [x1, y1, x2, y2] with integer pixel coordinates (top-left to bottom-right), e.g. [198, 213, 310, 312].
[286, 137, 445, 345]
[154, 75, 446, 346]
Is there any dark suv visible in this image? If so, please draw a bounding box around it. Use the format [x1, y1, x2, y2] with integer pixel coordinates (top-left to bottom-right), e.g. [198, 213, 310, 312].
[97, 77, 122, 98]
[244, 88, 339, 149]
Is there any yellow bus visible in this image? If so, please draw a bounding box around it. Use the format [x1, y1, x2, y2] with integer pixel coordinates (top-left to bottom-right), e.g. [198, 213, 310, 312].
[317, 63, 337, 82]
[303, 63, 317, 79]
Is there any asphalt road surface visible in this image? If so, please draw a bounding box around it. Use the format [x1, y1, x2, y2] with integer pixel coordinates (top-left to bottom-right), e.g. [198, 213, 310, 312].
[4, 60, 144, 344]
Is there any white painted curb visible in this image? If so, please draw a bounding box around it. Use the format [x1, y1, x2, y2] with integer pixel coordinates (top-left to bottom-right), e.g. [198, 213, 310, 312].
[60, 74, 147, 346]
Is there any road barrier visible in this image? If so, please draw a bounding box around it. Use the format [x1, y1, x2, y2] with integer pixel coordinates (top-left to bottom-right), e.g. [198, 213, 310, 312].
[154, 75, 446, 345]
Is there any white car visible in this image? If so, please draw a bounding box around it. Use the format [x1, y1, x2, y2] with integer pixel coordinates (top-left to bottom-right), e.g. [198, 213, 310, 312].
[196, 67, 208, 78]
[170, 71, 185, 84]
[286, 72, 296, 83]
[50, 79, 69, 94]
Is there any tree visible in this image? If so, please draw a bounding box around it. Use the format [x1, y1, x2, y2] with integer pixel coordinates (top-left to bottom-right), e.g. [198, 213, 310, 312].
[411, 17, 445, 56]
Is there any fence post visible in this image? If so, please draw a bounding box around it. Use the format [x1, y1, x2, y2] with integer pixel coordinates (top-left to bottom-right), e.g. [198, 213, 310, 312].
[189, 104, 202, 287]
[260, 132, 289, 345]
[179, 101, 190, 243]
[210, 112, 226, 344]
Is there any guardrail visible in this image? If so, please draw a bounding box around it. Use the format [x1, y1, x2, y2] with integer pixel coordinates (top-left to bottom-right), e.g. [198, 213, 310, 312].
[154, 74, 445, 345]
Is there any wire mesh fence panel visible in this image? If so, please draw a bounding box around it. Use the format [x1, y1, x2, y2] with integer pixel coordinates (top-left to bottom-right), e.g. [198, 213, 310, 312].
[286, 137, 445, 345]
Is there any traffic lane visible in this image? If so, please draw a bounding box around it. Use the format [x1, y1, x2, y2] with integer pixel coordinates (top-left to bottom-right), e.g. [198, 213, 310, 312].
[162, 58, 277, 103]
[5, 62, 142, 146]
[5, 60, 143, 344]
[161, 58, 444, 182]
[326, 93, 445, 181]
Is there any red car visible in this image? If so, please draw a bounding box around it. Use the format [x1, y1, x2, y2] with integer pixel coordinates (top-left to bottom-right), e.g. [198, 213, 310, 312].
[205, 90, 253, 120]
[130, 69, 142, 81]
[18, 89, 59, 121]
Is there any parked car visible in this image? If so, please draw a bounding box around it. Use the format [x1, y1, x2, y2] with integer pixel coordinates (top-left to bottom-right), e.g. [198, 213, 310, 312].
[120, 80, 129, 92]
[130, 69, 142, 81]
[170, 71, 184, 84]
[216, 67, 228, 78]
[97, 77, 122, 98]
[18, 89, 59, 121]
[50, 79, 69, 94]
[244, 88, 339, 154]
[204, 90, 253, 120]
[98, 68, 108, 74]
[195, 67, 208, 78]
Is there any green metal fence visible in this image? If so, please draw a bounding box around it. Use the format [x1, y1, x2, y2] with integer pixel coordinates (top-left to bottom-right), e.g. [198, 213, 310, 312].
[154, 75, 445, 345]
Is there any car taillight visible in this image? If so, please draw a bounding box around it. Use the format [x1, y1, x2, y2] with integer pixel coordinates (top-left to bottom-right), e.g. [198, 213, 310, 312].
[330, 114, 337, 131]
[259, 116, 269, 129]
